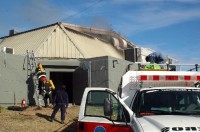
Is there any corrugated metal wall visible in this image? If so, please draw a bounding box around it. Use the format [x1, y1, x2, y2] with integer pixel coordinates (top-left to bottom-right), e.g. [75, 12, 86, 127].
[35, 26, 84, 58]
[0, 26, 56, 56]
[0, 23, 124, 60]
[65, 29, 123, 59]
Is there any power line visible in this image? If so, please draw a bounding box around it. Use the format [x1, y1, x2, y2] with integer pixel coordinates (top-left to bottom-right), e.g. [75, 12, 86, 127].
[63, 0, 104, 21]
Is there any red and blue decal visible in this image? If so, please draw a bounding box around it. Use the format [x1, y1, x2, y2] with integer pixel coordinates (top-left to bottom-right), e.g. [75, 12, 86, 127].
[94, 126, 106, 132]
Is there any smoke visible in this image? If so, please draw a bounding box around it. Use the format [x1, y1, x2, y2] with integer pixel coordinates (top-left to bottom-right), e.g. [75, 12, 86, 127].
[91, 17, 113, 30]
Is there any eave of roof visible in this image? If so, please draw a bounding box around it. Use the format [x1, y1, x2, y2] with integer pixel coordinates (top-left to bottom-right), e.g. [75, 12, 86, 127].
[62, 22, 136, 48]
[0, 22, 136, 49]
[0, 22, 60, 39]
[61, 23, 136, 50]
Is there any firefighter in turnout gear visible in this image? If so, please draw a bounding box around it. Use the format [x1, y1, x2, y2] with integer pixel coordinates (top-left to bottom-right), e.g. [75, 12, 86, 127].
[144, 53, 161, 70]
[35, 63, 47, 95]
[35, 63, 55, 107]
[43, 81, 53, 107]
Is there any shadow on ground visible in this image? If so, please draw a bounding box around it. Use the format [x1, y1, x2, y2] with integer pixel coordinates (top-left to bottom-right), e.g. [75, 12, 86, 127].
[35, 112, 78, 131]
[36, 113, 50, 121]
[53, 118, 78, 132]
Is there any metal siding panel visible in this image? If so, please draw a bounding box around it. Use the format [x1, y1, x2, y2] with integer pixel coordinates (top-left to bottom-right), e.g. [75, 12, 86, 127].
[72, 43, 76, 58]
[47, 37, 51, 57]
[36, 44, 41, 57]
[58, 28, 63, 58]
[44, 40, 48, 57]
[66, 36, 69, 57]
[40, 42, 44, 57]
[60, 28, 64, 58]
[51, 31, 56, 57]
[55, 27, 60, 57]
[41, 43, 45, 57]
[68, 38, 72, 58]
[52, 30, 57, 57]
[0, 25, 56, 55]
[49, 27, 82, 59]
[65, 36, 68, 57]
[65, 29, 123, 59]
[63, 32, 67, 57]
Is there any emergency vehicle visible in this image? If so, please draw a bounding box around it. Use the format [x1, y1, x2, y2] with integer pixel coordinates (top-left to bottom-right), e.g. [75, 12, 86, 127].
[78, 64, 200, 132]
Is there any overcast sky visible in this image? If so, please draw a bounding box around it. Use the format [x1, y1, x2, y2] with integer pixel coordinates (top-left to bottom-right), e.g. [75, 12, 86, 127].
[1, 0, 200, 66]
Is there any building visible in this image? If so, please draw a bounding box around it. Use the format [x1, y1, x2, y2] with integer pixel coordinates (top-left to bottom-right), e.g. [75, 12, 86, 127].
[0, 22, 154, 106]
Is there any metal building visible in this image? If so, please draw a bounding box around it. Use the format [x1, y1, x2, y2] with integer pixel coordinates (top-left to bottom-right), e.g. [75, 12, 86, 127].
[0, 22, 139, 106]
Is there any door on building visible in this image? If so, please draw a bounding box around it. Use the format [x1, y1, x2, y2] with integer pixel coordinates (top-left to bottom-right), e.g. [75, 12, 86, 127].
[50, 72, 73, 103]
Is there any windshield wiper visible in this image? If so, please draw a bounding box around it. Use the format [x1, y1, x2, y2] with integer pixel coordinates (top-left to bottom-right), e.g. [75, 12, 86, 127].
[150, 110, 171, 115]
[170, 111, 191, 115]
[183, 111, 200, 115]
[139, 109, 200, 116]
[150, 110, 192, 115]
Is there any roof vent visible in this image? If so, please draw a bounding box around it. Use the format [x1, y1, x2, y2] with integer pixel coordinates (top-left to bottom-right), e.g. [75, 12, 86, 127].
[2, 47, 14, 54]
[9, 29, 17, 36]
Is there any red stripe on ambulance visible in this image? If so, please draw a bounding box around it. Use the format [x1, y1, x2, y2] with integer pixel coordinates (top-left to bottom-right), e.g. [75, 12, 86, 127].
[78, 122, 134, 132]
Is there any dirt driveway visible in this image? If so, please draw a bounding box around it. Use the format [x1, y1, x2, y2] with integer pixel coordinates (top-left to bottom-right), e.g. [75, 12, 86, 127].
[0, 105, 80, 132]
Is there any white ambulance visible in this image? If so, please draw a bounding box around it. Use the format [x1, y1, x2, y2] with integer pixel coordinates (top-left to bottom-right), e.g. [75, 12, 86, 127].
[78, 70, 200, 132]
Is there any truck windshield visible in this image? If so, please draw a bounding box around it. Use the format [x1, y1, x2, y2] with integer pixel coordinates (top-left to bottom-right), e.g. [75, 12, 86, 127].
[137, 89, 200, 116]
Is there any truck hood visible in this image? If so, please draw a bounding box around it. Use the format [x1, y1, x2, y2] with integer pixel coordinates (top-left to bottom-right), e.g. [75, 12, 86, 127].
[137, 115, 200, 132]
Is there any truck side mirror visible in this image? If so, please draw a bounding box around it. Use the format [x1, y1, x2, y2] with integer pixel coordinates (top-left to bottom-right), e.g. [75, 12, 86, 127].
[104, 98, 113, 116]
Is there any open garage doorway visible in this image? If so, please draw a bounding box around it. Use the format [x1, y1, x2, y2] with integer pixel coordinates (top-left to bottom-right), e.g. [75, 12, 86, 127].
[50, 72, 73, 103]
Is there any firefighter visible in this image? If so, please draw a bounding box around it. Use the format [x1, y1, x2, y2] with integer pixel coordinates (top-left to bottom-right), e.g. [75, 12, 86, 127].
[38, 76, 46, 95]
[147, 52, 168, 64]
[43, 81, 53, 107]
[35, 63, 47, 95]
[145, 52, 169, 70]
[144, 54, 161, 69]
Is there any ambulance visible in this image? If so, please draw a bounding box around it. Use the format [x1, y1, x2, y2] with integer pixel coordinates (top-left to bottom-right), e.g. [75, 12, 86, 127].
[78, 66, 200, 132]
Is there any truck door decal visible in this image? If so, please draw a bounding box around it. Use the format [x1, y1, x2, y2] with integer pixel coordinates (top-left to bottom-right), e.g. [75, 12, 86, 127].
[94, 126, 106, 132]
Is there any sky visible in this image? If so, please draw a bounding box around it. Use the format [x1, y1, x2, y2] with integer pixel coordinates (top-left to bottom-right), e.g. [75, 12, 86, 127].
[0, 0, 200, 68]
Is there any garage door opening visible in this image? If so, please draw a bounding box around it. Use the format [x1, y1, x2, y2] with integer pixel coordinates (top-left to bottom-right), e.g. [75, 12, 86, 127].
[50, 72, 73, 103]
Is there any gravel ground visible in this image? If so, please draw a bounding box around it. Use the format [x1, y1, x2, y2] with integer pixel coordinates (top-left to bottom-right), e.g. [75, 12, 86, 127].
[0, 105, 80, 132]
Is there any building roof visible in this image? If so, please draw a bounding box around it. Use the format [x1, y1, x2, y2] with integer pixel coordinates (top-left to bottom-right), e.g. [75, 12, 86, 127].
[62, 22, 136, 49]
[0, 22, 135, 59]
[0, 24, 56, 56]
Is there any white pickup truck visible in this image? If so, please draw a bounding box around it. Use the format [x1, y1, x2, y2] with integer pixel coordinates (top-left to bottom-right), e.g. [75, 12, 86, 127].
[78, 71, 200, 132]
